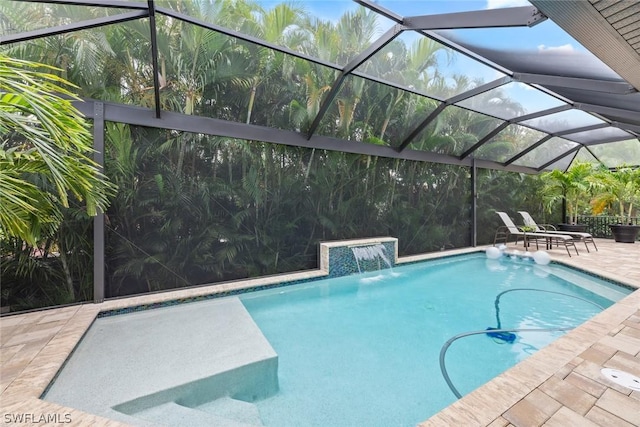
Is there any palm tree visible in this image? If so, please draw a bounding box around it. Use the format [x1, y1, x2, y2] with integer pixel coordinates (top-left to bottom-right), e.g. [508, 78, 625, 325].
[0, 2, 115, 96]
[539, 161, 594, 225]
[234, 2, 308, 124]
[589, 166, 640, 224]
[0, 55, 114, 245]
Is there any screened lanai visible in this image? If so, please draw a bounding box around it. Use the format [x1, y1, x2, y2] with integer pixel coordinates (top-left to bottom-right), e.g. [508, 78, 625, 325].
[3, 3, 640, 426]
[1, 0, 640, 309]
[2, 0, 639, 170]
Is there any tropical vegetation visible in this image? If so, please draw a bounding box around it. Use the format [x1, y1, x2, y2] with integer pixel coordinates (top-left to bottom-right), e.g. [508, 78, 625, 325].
[589, 166, 640, 224]
[1, 0, 550, 310]
[539, 161, 594, 225]
[0, 55, 116, 310]
[0, 55, 114, 244]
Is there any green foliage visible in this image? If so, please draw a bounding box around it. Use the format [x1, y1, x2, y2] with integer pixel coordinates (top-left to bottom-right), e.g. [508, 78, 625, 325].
[588, 166, 640, 224]
[0, 55, 115, 311]
[100, 124, 474, 297]
[1, 0, 550, 307]
[0, 54, 115, 244]
[539, 162, 594, 225]
[0, 202, 94, 311]
[476, 170, 547, 244]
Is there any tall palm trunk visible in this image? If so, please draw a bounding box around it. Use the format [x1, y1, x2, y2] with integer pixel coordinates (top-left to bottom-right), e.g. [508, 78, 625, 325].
[246, 80, 258, 124]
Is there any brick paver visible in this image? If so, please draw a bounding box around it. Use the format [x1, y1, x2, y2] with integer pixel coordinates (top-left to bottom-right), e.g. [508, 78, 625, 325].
[1, 239, 639, 426]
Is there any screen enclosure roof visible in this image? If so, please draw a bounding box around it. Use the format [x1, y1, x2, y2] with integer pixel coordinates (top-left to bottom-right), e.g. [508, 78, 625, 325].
[1, 0, 639, 173]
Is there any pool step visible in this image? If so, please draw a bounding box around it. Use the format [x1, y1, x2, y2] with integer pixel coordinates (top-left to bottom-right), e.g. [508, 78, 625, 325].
[196, 396, 264, 426]
[46, 297, 278, 425]
[133, 400, 263, 427]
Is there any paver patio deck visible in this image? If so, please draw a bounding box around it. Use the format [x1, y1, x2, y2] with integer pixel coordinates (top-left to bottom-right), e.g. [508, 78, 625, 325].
[1, 238, 638, 426]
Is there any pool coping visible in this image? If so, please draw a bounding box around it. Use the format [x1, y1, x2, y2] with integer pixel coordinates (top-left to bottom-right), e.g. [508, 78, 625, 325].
[1, 241, 639, 426]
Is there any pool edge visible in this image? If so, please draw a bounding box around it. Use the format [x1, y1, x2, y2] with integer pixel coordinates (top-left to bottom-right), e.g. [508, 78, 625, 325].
[2, 240, 639, 427]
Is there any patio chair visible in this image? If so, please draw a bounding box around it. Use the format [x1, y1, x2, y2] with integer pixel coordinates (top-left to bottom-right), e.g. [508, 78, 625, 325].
[517, 211, 597, 253]
[494, 211, 579, 256]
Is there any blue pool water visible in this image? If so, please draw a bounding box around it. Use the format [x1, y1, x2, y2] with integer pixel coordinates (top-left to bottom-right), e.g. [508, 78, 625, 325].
[240, 254, 630, 427]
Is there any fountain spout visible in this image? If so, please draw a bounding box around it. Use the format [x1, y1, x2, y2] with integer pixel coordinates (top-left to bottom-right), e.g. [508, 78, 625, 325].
[350, 243, 392, 273]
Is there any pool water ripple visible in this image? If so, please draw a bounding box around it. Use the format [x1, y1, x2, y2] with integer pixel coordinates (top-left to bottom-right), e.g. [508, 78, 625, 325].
[240, 255, 630, 427]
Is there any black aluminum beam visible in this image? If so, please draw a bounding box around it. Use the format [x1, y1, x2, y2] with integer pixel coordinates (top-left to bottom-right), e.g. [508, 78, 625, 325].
[351, 70, 446, 101]
[537, 145, 581, 171]
[503, 134, 553, 166]
[305, 77, 347, 139]
[584, 146, 603, 165]
[421, 103, 576, 143]
[306, 24, 404, 139]
[503, 135, 553, 166]
[471, 158, 477, 247]
[356, 0, 514, 77]
[403, 6, 546, 30]
[147, 0, 161, 118]
[1, 10, 148, 45]
[459, 121, 510, 160]
[353, 0, 404, 24]
[73, 99, 538, 174]
[513, 72, 637, 94]
[574, 103, 640, 124]
[395, 76, 510, 153]
[422, 30, 513, 75]
[395, 103, 446, 152]
[344, 0, 528, 103]
[446, 75, 512, 104]
[511, 104, 573, 123]
[92, 102, 105, 303]
[474, 157, 536, 174]
[343, 24, 404, 75]
[20, 0, 147, 9]
[611, 121, 640, 135]
[568, 134, 636, 146]
[528, 82, 574, 105]
[554, 122, 610, 137]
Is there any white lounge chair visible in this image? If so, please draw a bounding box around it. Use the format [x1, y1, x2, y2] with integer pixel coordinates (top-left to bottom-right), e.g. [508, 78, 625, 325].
[518, 211, 597, 253]
[494, 211, 579, 256]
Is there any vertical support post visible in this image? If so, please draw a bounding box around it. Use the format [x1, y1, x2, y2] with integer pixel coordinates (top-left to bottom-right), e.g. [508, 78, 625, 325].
[471, 158, 477, 247]
[93, 102, 105, 303]
[148, 0, 162, 118]
[561, 190, 567, 224]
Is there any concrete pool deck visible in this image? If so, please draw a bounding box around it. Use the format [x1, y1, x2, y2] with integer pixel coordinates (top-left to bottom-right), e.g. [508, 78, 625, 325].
[1, 239, 639, 426]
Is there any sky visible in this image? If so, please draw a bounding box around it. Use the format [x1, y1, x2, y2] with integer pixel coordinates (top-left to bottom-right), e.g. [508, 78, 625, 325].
[253, 0, 619, 113]
[257, 0, 584, 52]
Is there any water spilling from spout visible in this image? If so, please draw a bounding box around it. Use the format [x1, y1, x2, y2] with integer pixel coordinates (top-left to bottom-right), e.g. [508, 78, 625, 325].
[350, 243, 392, 273]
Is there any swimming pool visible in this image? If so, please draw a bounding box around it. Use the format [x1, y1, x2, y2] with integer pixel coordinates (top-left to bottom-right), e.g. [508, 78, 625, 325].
[240, 254, 629, 426]
[43, 253, 631, 427]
